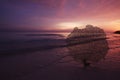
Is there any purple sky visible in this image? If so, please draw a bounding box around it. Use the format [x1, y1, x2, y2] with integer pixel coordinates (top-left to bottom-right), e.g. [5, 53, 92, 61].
[1, 0, 120, 32]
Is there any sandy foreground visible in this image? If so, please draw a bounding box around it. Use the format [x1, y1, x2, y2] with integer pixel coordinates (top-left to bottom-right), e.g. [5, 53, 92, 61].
[0, 46, 120, 80]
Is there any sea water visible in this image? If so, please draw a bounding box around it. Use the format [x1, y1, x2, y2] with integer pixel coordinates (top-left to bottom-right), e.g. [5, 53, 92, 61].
[0, 32, 120, 69]
[0, 32, 120, 80]
[0, 32, 68, 53]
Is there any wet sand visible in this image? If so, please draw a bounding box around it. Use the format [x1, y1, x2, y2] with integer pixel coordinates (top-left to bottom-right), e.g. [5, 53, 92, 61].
[0, 46, 120, 80]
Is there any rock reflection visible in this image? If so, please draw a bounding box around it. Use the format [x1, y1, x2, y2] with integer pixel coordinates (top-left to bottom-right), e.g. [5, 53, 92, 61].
[66, 25, 109, 68]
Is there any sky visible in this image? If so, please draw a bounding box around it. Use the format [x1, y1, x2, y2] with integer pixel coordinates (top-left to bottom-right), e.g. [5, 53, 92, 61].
[1, 0, 120, 32]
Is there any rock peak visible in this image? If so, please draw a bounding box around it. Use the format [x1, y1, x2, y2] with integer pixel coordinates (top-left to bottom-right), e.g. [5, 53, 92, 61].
[86, 24, 94, 28]
[67, 24, 105, 39]
[73, 27, 78, 30]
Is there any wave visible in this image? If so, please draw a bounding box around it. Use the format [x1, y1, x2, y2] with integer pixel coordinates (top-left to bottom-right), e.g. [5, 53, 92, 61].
[25, 33, 65, 37]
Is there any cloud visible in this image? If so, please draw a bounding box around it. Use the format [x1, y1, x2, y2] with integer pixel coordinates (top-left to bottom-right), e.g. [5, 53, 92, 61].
[1, 0, 120, 31]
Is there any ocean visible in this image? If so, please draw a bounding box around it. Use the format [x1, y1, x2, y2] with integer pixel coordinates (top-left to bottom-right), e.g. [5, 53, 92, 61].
[0, 32, 68, 55]
[0, 32, 120, 80]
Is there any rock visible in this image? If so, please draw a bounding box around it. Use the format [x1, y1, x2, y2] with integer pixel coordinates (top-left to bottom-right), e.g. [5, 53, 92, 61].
[67, 25, 106, 45]
[66, 25, 109, 68]
[114, 31, 120, 34]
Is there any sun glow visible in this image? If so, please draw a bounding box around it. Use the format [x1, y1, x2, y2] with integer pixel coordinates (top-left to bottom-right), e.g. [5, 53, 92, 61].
[58, 22, 82, 29]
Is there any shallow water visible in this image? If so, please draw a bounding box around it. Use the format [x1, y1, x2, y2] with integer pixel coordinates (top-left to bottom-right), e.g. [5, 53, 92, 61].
[0, 32, 120, 80]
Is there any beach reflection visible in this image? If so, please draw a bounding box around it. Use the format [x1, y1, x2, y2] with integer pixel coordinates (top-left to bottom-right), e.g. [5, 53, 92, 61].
[66, 25, 109, 68]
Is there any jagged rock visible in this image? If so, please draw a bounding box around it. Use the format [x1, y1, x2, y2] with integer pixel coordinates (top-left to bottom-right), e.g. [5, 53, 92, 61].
[66, 25, 109, 68]
[67, 25, 106, 45]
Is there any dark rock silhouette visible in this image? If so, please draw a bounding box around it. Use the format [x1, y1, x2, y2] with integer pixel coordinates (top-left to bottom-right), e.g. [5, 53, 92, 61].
[114, 31, 120, 34]
[66, 25, 109, 68]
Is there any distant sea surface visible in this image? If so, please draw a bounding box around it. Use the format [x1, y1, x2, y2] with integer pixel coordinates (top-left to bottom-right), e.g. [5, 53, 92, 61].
[0, 32, 120, 51]
[0, 32, 68, 53]
[0, 32, 120, 55]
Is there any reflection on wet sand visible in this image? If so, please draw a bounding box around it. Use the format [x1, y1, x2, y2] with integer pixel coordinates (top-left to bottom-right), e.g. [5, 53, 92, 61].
[66, 25, 109, 68]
